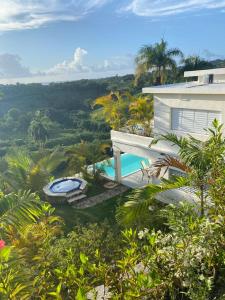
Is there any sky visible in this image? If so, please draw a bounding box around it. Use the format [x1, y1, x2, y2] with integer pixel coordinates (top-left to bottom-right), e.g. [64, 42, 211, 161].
[0, 0, 225, 84]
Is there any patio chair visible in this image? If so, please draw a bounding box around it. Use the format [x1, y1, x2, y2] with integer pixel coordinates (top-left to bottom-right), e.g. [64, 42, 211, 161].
[140, 160, 150, 170]
[140, 167, 151, 183]
[140, 160, 152, 183]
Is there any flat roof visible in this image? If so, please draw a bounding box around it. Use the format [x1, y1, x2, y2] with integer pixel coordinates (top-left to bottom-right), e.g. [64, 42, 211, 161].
[143, 81, 225, 95]
[184, 68, 225, 78]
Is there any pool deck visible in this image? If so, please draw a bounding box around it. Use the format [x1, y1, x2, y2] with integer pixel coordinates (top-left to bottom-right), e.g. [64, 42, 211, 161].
[120, 170, 200, 206]
[121, 170, 150, 188]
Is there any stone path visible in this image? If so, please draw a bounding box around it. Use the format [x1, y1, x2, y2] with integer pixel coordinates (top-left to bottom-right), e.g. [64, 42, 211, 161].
[73, 184, 129, 209]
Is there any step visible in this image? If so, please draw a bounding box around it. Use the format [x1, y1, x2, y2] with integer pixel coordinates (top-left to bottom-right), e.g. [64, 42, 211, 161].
[66, 189, 82, 198]
[67, 194, 87, 204]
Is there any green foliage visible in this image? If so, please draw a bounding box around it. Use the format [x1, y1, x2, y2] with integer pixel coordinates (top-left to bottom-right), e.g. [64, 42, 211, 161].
[65, 140, 110, 178]
[116, 188, 166, 229]
[94, 91, 154, 134]
[135, 39, 183, 85]
[0, 190, 44, 238]
[1, 148, 65, 194]
[149, 119, 225, 216]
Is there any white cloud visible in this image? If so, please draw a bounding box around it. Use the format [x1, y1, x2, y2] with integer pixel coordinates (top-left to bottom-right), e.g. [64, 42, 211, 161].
[92, 54, 134, 72]
[0, 48, 134, 84]
[46, 48, 90, 75]
[0, 0, 109, 31]
[0, 53, 31, 78]
[45, 48, 134, 75]
[122, 0, 225, 17]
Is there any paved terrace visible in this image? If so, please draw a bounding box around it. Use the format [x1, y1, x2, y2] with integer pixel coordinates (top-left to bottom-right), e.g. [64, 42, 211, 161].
[121, 170, 199, 205]
[121, 170, 150, 188]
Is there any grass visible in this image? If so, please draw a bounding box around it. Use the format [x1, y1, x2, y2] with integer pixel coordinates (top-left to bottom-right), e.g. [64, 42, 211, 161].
[54, 190, 131, 232]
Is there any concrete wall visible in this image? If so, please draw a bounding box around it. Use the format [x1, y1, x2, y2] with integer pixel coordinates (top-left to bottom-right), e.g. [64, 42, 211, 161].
[214, 74, 225, 83]
[153, 93, 225, 140]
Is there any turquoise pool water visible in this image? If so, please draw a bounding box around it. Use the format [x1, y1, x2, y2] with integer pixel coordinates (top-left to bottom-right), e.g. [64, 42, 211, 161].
[96, 153, 149, 178]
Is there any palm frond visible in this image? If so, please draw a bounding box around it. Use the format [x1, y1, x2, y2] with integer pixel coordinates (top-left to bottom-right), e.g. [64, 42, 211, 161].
[0, 190, 44, 236]
[116, 178, 190, 227]
[152, 155, 191, 177]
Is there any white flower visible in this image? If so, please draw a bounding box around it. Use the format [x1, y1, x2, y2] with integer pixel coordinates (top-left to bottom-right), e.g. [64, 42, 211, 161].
[138, 228, 149, 239]
[138, 230, 144, 239]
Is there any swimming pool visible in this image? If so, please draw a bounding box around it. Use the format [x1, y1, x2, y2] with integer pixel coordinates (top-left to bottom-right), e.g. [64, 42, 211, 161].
[96, 153, 150, 178]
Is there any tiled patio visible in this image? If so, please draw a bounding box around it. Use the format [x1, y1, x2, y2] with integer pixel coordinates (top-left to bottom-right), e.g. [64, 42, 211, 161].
[121, 170, 199, 205]
[121, 170, 151, 189]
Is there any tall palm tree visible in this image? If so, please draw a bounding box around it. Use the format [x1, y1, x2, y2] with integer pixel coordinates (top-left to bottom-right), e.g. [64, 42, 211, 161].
[135, 39, 183, 85]
[116, 120, 225, 226]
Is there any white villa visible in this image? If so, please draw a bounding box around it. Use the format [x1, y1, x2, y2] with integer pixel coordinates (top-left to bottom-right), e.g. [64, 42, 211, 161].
[111, 68, 225, 202]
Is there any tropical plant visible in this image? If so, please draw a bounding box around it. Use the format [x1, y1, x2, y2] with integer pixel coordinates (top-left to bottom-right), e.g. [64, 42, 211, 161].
[181, 55, 213, 72]
[65, 141, 110, 179]
[0, 245, 32, 300]
[116, 189, 166, 229]
[94, 91, 134, 130]
[2, 148, 66, 194]
[0, 190, 45, 239]
[135, 39, 183, 85]
[128, 95, 154, 136]
[151, 119, 225, 216]
[94, 91, 154, 136]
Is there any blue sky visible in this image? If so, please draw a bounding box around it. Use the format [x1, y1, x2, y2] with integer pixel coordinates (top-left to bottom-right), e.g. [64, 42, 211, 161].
[0, 0, 225, 84]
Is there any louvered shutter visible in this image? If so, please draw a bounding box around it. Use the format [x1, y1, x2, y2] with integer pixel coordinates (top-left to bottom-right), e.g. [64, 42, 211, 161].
[171, 108, 182, 130]
[194, 110, 208, 133]
[182, 109, 194, 132]
[171, 108, 222, 134]
[207, 111, 221, 127]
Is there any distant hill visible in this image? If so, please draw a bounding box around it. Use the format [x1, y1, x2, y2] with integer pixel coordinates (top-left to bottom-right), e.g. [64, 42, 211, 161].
[0, 74, 136, 116]
[211, 59, 225, 68]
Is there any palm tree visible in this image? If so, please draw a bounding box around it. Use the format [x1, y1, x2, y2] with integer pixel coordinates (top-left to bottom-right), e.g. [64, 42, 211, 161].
[65, 141, 109, 179]
[116, 120, 225, 226]
[128, 96, 154, 136]
[1, 149, 66, 194]
[181, 55, 213, 72]
[135, 39, 183, 85]
[94, 91, 133, 130]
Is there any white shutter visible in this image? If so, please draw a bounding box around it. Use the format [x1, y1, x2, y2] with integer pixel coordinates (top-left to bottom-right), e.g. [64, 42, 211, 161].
[182, 109, 194, 132]
[171, 108, 222, 134]
[207, 111, 221, 127]
[172, 108, 182, 130]
[194, 110, 208, 133]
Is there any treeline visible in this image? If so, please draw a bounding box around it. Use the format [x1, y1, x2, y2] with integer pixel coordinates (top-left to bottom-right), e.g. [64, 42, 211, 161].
[0, 75, 135, 115]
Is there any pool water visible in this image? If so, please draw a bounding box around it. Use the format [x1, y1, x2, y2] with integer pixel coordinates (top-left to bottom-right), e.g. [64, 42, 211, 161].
[50, 179, 81, 193]
[96, 153, 150, 178]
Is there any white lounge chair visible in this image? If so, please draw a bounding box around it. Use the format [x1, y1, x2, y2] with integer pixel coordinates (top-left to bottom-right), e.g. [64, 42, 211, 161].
[140, 160, 152, 183]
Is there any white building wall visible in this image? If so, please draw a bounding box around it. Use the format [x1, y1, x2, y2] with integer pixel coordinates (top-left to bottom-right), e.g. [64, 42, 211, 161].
[153, 93, 225, 140]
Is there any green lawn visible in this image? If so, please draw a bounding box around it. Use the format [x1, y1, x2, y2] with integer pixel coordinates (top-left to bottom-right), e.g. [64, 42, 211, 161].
[54, 190, 131, 232]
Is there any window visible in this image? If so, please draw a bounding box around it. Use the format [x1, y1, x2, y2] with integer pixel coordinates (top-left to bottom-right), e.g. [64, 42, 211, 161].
[171, 108, 221, 133]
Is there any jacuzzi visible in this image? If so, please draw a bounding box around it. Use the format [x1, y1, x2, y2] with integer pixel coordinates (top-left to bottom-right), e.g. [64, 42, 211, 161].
[43, 177, 87, 204]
